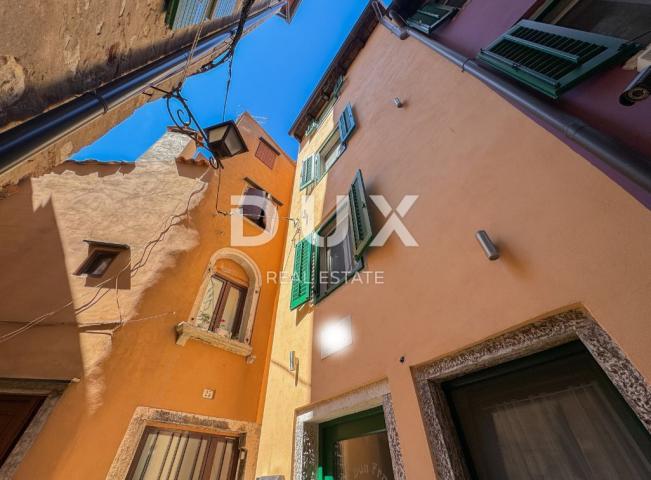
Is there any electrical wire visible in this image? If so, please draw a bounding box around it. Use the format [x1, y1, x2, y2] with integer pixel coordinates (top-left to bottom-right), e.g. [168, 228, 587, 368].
[4, 3, 279, 344]
[180, 16, 209, 86]
[0, 171, 211, 344]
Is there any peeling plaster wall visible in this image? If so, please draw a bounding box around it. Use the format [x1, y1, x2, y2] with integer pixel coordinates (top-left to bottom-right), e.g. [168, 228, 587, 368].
[0, 114, 296, 479]
[0, 0, 272, 130]
[0, 0, 279, 186]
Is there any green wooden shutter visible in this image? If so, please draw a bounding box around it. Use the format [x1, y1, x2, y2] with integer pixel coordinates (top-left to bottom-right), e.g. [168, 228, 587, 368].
[406, 2, 457, 36]
[348, 170, 373, 258]
[338, 104, 356, 144]
[290, 236, 313, 310]
[477, 20, 641, 98]
[332, 75, 345, 98]
[299, 155, 316, 190]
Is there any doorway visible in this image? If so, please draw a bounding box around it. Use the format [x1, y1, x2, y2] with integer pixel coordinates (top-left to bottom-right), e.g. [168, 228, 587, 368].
[319, 407, 395, 480]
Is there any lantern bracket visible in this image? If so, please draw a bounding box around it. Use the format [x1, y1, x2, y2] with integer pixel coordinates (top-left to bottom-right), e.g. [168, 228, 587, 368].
[150, 85, 224, 169]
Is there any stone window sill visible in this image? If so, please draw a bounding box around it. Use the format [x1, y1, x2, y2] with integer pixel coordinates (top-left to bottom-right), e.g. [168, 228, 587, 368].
[175, 322, 253, 357]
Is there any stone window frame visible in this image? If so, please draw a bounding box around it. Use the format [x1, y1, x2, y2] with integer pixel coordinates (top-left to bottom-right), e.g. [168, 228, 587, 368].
[107, 406, 260, 480]
[293, 379, 406, 480]
[0, 378, 69, 479]
[176, 248, 262, 358]
[412, 308, 651, 480]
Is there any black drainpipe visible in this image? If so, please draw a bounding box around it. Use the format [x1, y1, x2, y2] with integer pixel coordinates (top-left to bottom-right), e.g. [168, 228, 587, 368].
[373, 3, 651, 194]
[0, 1, 286, 176]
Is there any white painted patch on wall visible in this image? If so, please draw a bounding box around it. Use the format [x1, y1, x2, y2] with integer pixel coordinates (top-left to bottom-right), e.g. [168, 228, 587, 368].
[320, 315, 353, 359]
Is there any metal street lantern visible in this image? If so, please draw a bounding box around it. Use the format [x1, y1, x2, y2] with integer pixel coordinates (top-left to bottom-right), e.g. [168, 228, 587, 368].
[205, 121, 248, 159]
[152, 85, 249, 169]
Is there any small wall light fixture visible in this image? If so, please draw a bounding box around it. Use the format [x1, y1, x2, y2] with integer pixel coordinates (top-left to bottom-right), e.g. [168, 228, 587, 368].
[393, 97, 403, 108]
[289, 350, 296, 372]
[475, 230, 500, 261]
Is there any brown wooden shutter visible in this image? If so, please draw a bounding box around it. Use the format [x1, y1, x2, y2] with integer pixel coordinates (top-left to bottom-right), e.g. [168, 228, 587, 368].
[255, 139, 278, 169]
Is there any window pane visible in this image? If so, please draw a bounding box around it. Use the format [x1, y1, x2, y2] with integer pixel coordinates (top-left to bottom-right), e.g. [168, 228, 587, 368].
[0, 394, 45, 466]
[88, 253, 114, 276]
[242, 187, 267, 229]
[217, 288, 243, 336]
[335, 432, 395, 480]
[175, 435, 207, 480]
[539, 0, 651, 42]
[208, 438, 237, 480]
[488, 383, 651, 479]
[318, 215, 358, 295]
[320, 132, 341, 171]
[445, 342, 651, 480]
[142, 430, 179, 480]
[196, 277, 225, 330]
[127, 428, 237, 480]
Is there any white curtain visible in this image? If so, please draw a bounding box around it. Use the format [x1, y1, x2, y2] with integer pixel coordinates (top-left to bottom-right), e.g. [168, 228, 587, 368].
[490, 382, 651, 479]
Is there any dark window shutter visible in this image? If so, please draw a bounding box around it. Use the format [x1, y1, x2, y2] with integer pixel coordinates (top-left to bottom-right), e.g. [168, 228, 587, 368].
[338, 104, 357, 144]
[290, 236, 313, 310]
[406, 2, 458, 35]
[477, 20, 641, 98]
[299, 155, 315, 190]
[348, 170, 373, 258]
[255, 140, 278, 169]
[0, 394, 44, 466]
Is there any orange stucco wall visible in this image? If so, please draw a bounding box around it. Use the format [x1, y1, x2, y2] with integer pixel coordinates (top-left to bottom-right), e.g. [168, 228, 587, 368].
[0, 113, 295, 479]
[256, 25, 651, 479]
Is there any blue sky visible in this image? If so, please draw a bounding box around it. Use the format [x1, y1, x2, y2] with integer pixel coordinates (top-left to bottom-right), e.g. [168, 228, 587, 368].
[73, 0, 369, 162]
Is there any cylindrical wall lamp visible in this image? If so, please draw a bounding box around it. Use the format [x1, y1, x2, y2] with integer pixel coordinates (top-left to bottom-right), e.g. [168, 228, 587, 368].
[475, 230, 500, 260]
[289, 351, 296, 372]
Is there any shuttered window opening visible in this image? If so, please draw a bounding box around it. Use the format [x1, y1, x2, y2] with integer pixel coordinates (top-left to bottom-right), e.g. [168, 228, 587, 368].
[126, 427, 240, 480]
[166, 0, 213, 30]
[338, 104, 357, 144]
[299, 154, 317, 190]
[255, 139, 278, 169]
[290, 236, 313, 310]
[289, 170, 374, 309]
[348, 170, 373, 258]
[477, 20, 640, 98]
[0, 394, 45, 467]
[406, 2, 458, 36]
[532, 0, 651, 45]
[313, 208, 364, 301]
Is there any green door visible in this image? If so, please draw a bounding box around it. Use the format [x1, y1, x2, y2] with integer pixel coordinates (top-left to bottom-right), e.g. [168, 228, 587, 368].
[319, 407, 395, 480]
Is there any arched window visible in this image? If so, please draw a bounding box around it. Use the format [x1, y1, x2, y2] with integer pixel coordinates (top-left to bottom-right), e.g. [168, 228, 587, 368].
[177, 249, 261, 355]
[195, 262, 248, 339]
